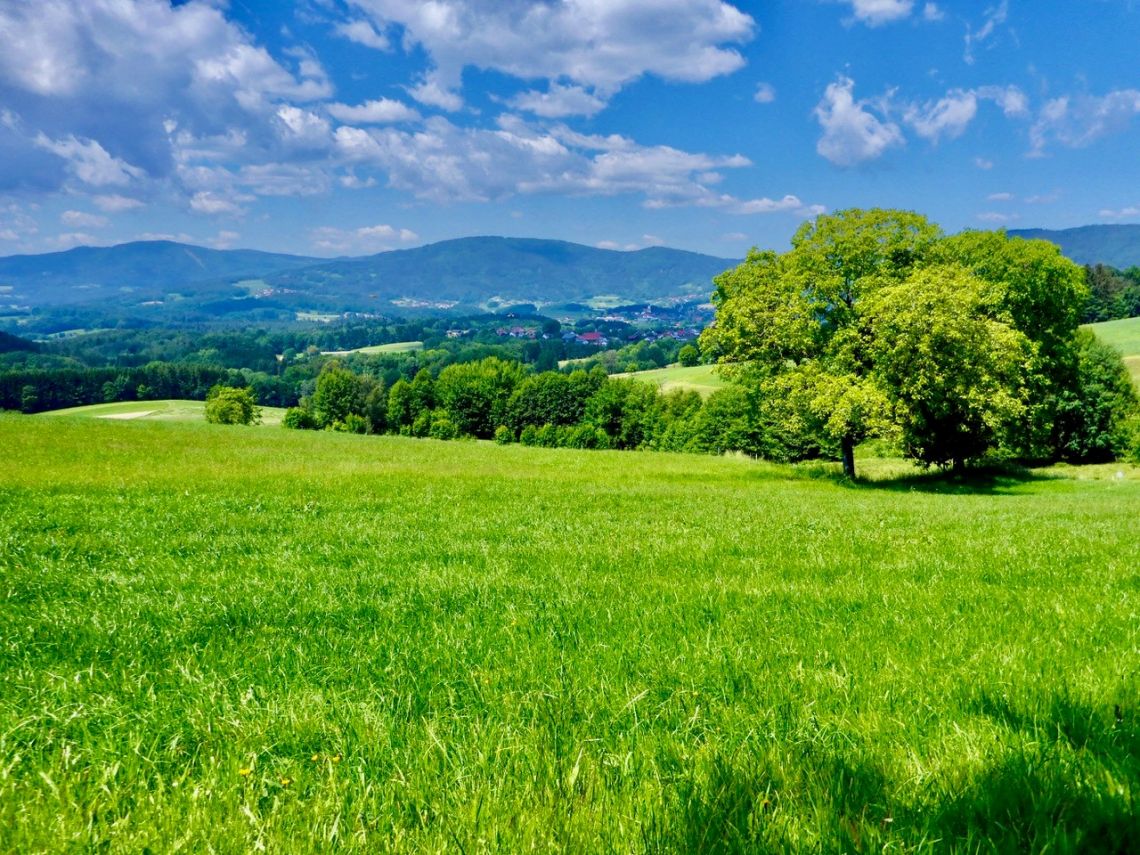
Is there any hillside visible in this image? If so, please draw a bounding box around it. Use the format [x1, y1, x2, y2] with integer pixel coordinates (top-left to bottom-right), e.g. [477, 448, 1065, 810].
[0, 237, 735, 320]
[1088, 315, 1140, 386]
[0, 241, 321, 307]
[1009, 225, 1140, 269]
[2, 416, 1138, 850]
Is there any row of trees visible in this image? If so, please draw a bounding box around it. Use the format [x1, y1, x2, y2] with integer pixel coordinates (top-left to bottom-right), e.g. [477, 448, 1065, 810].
[701, 210, 1138, 475]
[1084, 264, 1140, 323]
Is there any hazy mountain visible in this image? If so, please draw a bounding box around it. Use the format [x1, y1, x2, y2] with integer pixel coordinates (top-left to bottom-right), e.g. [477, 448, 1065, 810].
[0, 237, 735, 319]
[0, 241, 322, 307]
[1009, 225, 1140, 269]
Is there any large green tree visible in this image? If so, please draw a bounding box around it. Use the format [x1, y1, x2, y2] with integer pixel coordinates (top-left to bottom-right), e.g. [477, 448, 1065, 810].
[703, 209, 1113, 475]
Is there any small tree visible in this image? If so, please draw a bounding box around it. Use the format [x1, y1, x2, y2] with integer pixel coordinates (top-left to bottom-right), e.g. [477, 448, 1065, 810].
[204, 386, 261, 426]
[678, 344, 700, 367]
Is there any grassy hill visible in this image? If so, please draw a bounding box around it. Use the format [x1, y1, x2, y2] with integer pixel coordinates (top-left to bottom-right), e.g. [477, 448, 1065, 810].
[1088, 315, 1140, 386]
[2, 415, 1138, 851]
[37, 399, 288, 425]
[1010, 225, 1140, 269]
[320, 340, 424, 357]
[614, 362, 727, 396]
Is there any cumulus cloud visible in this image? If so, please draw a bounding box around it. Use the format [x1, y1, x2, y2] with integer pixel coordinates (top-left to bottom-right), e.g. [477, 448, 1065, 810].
[327, 99, 421, 124]
[838, 0, 914, 27]
[904, 90, 978, 143]
[977, 211, 1018, 223]
[1029, 88, 1140, 156]
[33, 133, 145, 186]
[345, 0, 754, 112]
[814, 76, 904, 166]
[922, 3, 945, 22]
[334, 18, 391, 50]
[753, 82, 776, 104]
[60, 210, 108, 228]
[510, 84, 607, 119]
[331, 113, 819, 215]
[987, 192, 1013, 201]
[0, 0, 333, 198]
[310, 223, 419, 253]
[93, 194, 145, 212]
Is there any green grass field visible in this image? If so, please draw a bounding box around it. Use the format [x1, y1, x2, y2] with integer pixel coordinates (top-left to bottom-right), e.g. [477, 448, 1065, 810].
[2, 416, 1138, 851]
[1089, 315, 1140, 386]
[615, 363, 727, 397]
[37, 398, 288, 426]
[321, 341, 424, 357]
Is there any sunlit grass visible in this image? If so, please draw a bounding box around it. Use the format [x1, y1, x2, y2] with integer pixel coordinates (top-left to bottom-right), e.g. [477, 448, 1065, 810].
[2, 414, 1138, 851]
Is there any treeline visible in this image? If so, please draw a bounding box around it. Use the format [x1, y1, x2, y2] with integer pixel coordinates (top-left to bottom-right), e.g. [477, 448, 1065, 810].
[283, 359, 763, 455]
[0, 363, 295, 413]
[1084, 264, 1140, 323]
[283, 353, 1139, 464]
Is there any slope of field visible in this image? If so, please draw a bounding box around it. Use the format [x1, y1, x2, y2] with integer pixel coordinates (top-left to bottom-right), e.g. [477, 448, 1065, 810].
[1, 417, 1138, 852]
[613, 363, 726, 396]
[1088, 315, 1140, 385]
[320, 340, 424, 356]
[37, 399, 288, 426]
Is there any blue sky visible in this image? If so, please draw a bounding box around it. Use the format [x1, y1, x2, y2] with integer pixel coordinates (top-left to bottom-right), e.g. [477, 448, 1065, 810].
[0, 0, 1138, 259]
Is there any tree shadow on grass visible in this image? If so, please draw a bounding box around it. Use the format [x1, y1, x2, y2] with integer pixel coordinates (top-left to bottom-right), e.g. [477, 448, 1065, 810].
[846, 463, 1061, 496]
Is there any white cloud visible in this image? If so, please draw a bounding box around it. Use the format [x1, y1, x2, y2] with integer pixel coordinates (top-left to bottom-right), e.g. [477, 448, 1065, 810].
[754, 82, 776, 104]
[987, 192, 1013, 201]
[838, 0, 914, 27]
[1099, 206, 1140, 220]
[0, 0, 333, 198]
[93, 194, 145, 212]
[596, 240, 640, 251]
[60, 210, 108, 228]
[189, 191, 247, 216]
[922, 3, 945, 22]
[977, 211, 1018, 223]
[334, 18, 390, 50]
[347, 0, 754, 113]
[974, 156, 994, 170]
[33, 133, 145, 186]
[510, 84, 607, 119]
[275, 106, 332, 148]
[327, 99, 421, 124]
[407, 75, 465, 112]
[904, 90, 977, 143]
[976, 85, 1029, 118]
[814, 76, 904, 166]
[1025, 192, 1059, 205]
[310, 223, 419, 253]
[964, 0, 1009, 65]
[1029, 88, 1140, 156]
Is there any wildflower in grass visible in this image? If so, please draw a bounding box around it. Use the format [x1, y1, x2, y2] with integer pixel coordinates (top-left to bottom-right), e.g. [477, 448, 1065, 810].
[331, 754, 341, 763]
[280, 776, 293, 787]
[311, 753, 320, 762]
[239, 767, 252, 777]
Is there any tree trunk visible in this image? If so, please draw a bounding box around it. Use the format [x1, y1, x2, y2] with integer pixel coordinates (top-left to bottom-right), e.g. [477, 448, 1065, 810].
[952, 456, 965, 475]
[841, 434, 856, 479]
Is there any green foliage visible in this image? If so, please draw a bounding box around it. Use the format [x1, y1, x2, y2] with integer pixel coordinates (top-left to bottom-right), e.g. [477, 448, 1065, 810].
[282, 406, 318, 430]
[493, 424, 513, 444]
[311, 362, 364, 428]
[706, 209, 1129, 471]
[3, 417, 1139, 851]
[1053, 329, 1140, 462]
[435, 357, 526, 439]
[677, 343, 699, 366]
[865, 265, 1028, 469]
[203, 385, 261, 426]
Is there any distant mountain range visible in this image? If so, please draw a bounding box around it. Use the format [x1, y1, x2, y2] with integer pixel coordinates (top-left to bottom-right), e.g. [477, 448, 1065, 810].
[1008, 225, 1140, 269]
[2, 226, 1137, 326]
[0, 237, 735, 321]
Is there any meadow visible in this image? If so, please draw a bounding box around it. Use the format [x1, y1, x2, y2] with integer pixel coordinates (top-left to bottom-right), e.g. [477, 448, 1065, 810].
[321, 341, 425, 357]
[1, 415, 1138, 852]
[1088, 315, 1140, 386]
[37, 398, 288, 426]
[615, 363, 727, 397]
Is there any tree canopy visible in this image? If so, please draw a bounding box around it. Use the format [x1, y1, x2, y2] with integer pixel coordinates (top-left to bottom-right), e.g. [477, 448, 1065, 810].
[701, 208, 1132, 476]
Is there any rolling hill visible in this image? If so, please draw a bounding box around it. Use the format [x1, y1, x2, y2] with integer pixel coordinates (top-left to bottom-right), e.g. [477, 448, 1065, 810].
[0, 237, 735, 320]
[1009, 225, 1140, 269]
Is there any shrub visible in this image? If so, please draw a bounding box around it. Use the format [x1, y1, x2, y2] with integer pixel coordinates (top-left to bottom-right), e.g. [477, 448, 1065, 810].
[494, 425, 513, 445]
[204, 385, 261, 426]
[519, 425, 539, 446]
[282, 406, 317, 430]
[429, 415, 459, 440]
